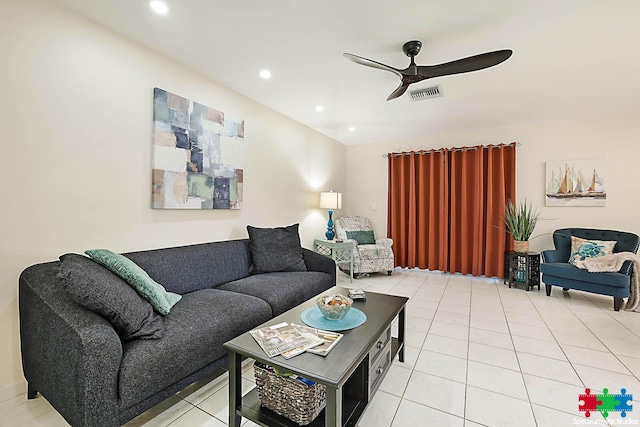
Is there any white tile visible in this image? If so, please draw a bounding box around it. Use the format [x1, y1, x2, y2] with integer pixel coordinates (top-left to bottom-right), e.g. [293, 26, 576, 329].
[413, 350, 467, 383]
[422, 334, 468, 359]
[468, 342, 519, 371]
[618, 354, 640, 378]
[510, 323, 555, 342]
[390, 399, 463, 427]
[0, 395, 58, 427]
[379, 365, 412, 397]
[403, 371, 466, 417]
[433, 311, 470, 327]
[178, 373, 228, 405]
[517, 352, 583, 386]
[438, 303, 471, 316]
[125, 396, 196, 427]
[167, 407, 226, 427]
[561, 344, 631, 374]
[405, 316, 431, 333]
[466, 361, 528, 400]
[357, 390, 400, 427]
[468, 327, 513, 350]
[465, 385, 536, 426]
[405, 329, 427, 348]
[393, 344, 420, 369]
[523, 374, 585, 416]
[531, 404, 582, 426]
[512, 335, 567, 360]
[429, 321, 469, 341]
[552, 329, 609, 351]
[196, 379, 255, 422]
[572, 364, 640, 395]
[468, 316, 509, 334]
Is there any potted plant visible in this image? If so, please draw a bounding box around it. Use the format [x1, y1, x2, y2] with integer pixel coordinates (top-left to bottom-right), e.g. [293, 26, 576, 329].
[503, 199, 541, 253]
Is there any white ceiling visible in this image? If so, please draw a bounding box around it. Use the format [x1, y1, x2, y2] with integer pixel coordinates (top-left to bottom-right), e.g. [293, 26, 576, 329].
[51, 0, 640, 145]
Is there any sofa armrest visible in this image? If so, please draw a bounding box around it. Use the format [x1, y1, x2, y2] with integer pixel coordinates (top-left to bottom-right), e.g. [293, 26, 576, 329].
[302, 248, 336, 284]
[621, 260, 635, 276]
[376, 238, 393, 248]
[541, 249, 565, 263]
[20, 263, 123, 427]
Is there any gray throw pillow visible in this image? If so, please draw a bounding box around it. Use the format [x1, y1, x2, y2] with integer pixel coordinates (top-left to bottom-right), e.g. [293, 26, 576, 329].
[346, 230, 376, 245]
[247, 224, 307, 273]
[57, 253, 164, 341]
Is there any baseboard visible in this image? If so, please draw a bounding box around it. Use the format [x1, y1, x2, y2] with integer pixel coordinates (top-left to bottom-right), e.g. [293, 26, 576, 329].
[0, 379, 26, 403]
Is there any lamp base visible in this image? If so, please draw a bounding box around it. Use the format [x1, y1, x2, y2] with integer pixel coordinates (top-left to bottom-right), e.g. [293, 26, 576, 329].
[325, 210, 335, 240]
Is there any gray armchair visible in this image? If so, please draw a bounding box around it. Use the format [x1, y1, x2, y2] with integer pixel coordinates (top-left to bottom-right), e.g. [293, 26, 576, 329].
[540, 228, 639, 311]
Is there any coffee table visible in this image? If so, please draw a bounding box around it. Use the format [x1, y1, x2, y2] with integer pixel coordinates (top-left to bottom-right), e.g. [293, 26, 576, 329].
[224, 287, 407, 427]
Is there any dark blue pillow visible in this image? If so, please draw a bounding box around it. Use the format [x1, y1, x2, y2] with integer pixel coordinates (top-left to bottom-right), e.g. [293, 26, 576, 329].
[247, 224, 307, 273]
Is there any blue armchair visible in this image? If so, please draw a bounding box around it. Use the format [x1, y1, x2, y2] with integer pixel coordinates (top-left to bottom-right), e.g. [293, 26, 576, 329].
[540, 228, 639, 311]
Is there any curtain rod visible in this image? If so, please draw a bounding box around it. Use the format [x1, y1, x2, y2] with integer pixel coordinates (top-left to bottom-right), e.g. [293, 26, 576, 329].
[382, 142, 520, 158]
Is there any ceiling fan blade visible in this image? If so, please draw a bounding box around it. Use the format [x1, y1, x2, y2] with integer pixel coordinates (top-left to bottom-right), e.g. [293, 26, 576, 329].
[343, 53, 402, 78]
[417, 49, 512, 79]
[387, 83, 410, 101]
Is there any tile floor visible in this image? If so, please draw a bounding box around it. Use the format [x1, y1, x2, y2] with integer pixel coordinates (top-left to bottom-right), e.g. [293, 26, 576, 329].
[5, 268, 640, 426]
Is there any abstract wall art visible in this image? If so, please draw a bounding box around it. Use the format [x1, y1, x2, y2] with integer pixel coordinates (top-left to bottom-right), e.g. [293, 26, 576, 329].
[545, 159, 606, 207]
[152, 87, 244, 209]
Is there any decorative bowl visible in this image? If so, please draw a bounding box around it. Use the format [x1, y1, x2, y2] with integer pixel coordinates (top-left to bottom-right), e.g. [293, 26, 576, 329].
[316, 294, 353, 320]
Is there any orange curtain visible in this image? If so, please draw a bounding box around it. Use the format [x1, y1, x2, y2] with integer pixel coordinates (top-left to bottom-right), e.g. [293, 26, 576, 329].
[388, 150, 448, 271]
[388, 143, 516, 278]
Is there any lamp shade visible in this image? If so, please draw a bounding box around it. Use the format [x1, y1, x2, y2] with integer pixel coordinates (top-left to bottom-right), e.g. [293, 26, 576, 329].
[319, 191, 342, 210]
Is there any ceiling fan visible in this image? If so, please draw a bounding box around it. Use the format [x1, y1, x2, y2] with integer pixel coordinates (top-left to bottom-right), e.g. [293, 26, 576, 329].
[344, 40, 512, 101]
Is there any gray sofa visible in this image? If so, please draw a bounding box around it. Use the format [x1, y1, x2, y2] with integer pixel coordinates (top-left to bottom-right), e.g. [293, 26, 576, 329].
[19, 239, 335, 427]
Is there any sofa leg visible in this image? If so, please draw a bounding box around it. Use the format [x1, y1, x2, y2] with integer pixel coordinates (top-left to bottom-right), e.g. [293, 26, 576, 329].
[27, 383, 37, 399]
[562, 287, 569, 291]
[387, 270, 392, 276]
[614, 297, 623, 311]
[545, 284, 552, 296]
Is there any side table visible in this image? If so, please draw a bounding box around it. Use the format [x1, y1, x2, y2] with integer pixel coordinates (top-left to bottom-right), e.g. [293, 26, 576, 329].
[504, 251, 541, 291]
[314, 239, 356, 283]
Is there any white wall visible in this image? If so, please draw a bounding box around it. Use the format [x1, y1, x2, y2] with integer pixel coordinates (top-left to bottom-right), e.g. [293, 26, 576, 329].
[0, 0, 346, 394]
[346, 115, 640, 256]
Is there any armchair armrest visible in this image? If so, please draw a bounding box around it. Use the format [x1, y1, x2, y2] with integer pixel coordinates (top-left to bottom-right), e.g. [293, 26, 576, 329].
[20, 263, 123, 427]
[302, 248, 336, 284]
[541, 249, 565, 263]
[376, 238, 393, 248]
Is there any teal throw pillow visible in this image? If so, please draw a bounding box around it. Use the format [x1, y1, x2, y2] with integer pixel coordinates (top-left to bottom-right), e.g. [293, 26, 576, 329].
[346, 230, 376, 245]
[85, 249, 181, 315]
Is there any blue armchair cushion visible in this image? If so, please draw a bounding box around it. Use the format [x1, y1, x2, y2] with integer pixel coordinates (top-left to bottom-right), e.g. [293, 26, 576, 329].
[541, 262, 630, 288]
[568, 236, 616, 265]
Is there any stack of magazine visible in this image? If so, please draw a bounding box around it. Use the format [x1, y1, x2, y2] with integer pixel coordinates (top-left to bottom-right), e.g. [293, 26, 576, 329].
[249, 322, 343, 359]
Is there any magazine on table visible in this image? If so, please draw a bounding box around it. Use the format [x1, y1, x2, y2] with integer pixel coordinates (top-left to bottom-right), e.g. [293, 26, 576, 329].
[292, 323, 344, 356]
[249, 322, 316, 358]
[280, 329, 324, 359]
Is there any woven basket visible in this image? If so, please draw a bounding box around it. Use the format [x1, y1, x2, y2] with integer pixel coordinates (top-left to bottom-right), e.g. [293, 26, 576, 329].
[253, 363, 326, 425]
[514, 240, 529, 253]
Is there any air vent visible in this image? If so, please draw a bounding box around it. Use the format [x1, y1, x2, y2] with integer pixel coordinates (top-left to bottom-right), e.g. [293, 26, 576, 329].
[409, 85, 443, 101]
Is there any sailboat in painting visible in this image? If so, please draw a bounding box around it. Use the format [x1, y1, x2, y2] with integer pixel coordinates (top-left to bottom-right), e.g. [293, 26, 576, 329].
[546, 163, 606, 200]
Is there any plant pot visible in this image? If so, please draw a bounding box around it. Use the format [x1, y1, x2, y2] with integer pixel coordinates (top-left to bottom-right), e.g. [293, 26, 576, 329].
[514, 240, 529, 253]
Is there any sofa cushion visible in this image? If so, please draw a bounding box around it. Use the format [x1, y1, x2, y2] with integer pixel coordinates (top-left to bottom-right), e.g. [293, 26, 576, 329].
[217, 271, 333, 316]
[540, 262, 630, 288]
[85, 249, 181, 315]
[346, 230, 376, 245]
[118, 288, 272, 408]
[57, 254, 164, 341]
[247, 224, 307, 273]
[568, 236, 616, 265]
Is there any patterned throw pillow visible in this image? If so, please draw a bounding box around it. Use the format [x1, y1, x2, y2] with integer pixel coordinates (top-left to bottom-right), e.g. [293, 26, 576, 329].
[85, 249, 182, 315]
[346, 230, 376, 245]
[568, 236, 616, 265]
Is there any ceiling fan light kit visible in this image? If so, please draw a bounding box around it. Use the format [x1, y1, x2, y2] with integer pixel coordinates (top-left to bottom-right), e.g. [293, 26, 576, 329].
[344, 40, 512, 101]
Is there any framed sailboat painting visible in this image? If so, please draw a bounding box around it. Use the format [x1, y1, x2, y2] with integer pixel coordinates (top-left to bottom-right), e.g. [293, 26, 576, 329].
[545, 159, 606, 206]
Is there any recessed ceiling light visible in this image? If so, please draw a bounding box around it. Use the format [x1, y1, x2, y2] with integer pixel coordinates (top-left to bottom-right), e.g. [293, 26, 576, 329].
[348, 126, 356, 132]
[149, 0, 169, 14]
[259, 70, 272, 79]
[315, 105, 325, 112]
